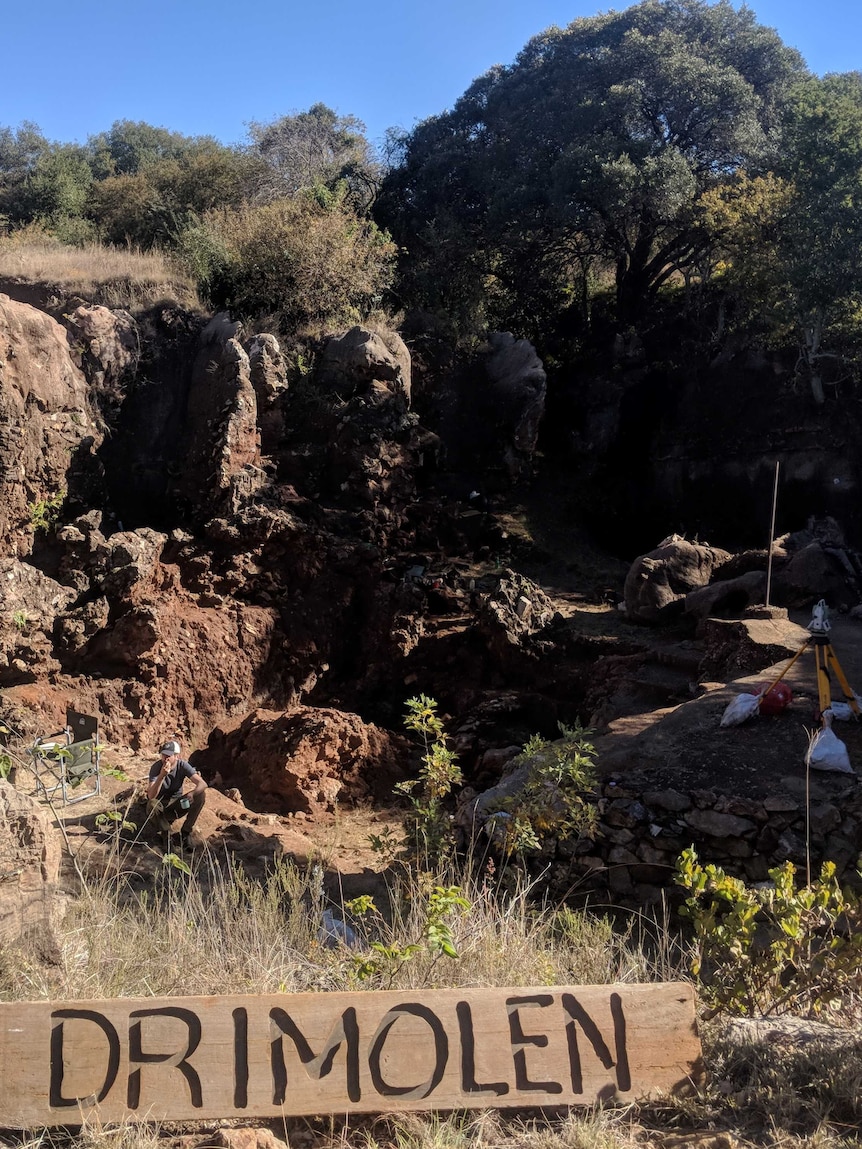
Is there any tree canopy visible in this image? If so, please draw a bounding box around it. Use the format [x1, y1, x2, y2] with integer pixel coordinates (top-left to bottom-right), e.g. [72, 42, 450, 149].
[379, 0, 806, 334]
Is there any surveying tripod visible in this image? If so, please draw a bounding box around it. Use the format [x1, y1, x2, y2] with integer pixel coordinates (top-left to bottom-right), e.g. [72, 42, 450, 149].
[761, 599, 861, 722]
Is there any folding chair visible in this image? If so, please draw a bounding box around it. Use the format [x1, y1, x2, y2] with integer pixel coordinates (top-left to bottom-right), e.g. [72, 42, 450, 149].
[32, 709, 101, 806]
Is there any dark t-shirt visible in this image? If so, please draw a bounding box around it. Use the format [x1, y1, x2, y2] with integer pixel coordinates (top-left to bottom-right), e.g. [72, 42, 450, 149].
[148, 758, 196, 800]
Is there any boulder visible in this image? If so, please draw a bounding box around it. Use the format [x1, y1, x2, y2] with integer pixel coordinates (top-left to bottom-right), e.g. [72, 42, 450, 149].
[699, 617, 810, 681]
[0, 781, 64, 946]
[477, 570, 558, 660]
[776, 542, 859, 610]
[203, 706, 407, 816]
[317, 326, 411, 408]
[178, 332, 261, 511]
[0, 560, 75, 684]
[64, 304, 139, 418]
[624, 535, 732, 623]
[246, 333, 287, 456]
[483, 331, 547, 467]
[684, 571, 767, 621]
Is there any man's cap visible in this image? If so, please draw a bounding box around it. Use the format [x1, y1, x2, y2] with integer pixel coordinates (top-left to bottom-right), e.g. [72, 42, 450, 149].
[160, 740, 181, 756]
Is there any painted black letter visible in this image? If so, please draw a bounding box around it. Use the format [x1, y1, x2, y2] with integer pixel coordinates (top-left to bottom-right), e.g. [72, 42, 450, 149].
[50, 1010, 120, 1108]
[127, 1007, 203, 1109]
[233, 1007, 249, 1108]
[269, 1007, 360, 1103]
[560, 993, 615, 1093]
[456, 1001, 508, 1096]
[610, 992, 631, 1091]
[369, 1003, 449, 1100]
[506, 995, 563, 1094]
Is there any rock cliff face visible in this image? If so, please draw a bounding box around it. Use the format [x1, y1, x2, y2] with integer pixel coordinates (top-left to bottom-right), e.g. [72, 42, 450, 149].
[0, 295, 103, 557]
[0, 289, 558, 765]
[0, 781, 64, 945]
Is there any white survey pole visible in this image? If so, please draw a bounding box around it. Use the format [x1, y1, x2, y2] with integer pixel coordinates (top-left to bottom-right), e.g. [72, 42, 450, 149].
[765, 460, 780, 607]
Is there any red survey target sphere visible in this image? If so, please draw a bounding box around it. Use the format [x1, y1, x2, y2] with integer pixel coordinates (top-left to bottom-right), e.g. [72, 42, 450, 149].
[750, 681, 793, 715]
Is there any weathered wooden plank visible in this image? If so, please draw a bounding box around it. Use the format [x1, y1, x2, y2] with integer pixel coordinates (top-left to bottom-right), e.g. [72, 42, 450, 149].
[0, 983, 702, 1127]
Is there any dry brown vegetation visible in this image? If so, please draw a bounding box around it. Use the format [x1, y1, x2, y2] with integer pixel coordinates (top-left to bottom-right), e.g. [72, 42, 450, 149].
[0, 232, 201, 311]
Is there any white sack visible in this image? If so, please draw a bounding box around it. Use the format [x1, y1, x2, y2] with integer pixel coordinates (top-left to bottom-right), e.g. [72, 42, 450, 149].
[808, 723, 854, 774]
[720, 692, 761, 728]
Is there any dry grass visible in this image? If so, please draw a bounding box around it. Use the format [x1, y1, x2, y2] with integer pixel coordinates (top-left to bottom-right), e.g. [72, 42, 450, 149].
[0, 233, 200, 311]
[0, 856, 675, 1002]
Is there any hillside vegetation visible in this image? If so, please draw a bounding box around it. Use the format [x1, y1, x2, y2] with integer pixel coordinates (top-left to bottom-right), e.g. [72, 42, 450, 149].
[2, 1, 861, 398]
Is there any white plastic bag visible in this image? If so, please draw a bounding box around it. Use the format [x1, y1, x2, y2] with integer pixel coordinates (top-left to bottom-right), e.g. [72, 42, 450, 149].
[808, 714, 854, 774]
[827, 697, 862, 721]
[720, 692, 761, 728]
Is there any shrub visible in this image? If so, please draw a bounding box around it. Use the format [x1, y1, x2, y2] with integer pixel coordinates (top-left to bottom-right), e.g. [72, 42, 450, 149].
[492, 725, 599, 858]
[676, 846, 862, 1017]
[177, 184, 396, 334]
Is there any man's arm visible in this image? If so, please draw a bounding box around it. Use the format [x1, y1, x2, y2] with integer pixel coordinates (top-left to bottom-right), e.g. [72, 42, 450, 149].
[146, 762, 171, 801]
[188, 771, 207, 796]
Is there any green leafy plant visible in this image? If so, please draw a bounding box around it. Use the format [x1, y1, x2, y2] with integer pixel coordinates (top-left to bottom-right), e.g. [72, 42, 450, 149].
[162, 852, 192, 876]
[676, 846, 862, 1017]
[348, 884, 470, 986]
[396, 695, 462, 866]
[28, 490, 65, 532]
[94, 810, 137, 835]
[11, 610, 27, 631]
[491, 724, 599, 858]
[0, 751, 14, 781]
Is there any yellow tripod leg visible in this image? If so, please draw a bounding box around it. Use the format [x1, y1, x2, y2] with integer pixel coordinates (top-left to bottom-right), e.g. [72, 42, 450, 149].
[760, 638, 810, 703]
[825, 646, 861, 717]
[815, 644, 833, 719]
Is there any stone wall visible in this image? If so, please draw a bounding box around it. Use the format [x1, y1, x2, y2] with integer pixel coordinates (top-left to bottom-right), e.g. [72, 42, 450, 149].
[546, 770, 862, 906]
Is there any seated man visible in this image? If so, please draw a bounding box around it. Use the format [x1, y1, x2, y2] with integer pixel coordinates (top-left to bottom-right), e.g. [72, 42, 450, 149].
[146, 740, 207, 844]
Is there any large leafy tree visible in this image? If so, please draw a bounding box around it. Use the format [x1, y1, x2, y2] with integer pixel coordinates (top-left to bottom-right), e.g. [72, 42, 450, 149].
[380, 0, 805, 335]
[777, 72, 862, 401]
[699, 73, 862, 402]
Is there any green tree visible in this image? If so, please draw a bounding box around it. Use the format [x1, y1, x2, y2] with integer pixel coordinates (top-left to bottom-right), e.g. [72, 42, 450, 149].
[380, 0, 805, 335]
[700, 74, 862, 402]
[248, 103, 379, 210]
[89, 144, 260, 248]
[0, 121, 50, 227]
[777, 72, 862, 402]
[87, 119, 218, 177]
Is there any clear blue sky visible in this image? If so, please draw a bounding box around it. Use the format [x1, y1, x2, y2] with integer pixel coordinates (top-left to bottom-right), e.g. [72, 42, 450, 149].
[3, 0, 860, 149]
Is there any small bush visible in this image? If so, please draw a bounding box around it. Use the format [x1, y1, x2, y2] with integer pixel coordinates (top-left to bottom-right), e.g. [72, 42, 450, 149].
[177, 185, 396, 334]
[676, 846, 862, 1017]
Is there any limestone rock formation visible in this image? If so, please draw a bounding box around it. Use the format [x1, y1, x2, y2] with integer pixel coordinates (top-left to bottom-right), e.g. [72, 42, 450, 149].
[0, 780, 64, 945]
[0, 560, 74, 685]
[317, 325, 411, 408]
[478, 569, 558, 661]
[484, 331, 547, 467]
[65, 303, 139, 418]
[180, 327, 262, 512]
[684, 571, 767, 620]
[624, 535, 732, 623]
[0, 294, 102, 556]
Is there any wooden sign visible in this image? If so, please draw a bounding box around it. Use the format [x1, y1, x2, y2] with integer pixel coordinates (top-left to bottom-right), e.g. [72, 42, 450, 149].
[0, 984, 702, 1127]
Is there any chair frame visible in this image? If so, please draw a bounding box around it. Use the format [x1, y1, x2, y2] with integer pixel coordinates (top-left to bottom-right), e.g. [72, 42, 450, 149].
[31, 710, 101, 806]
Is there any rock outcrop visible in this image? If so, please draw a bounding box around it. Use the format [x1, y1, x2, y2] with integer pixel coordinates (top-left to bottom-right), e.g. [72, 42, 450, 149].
[317, 326, 411, 408]
[203, 706, 408, 815]
[624, 535, 732, 623]
[0, 295, 102, 556]
[0, 781, 64, 945]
